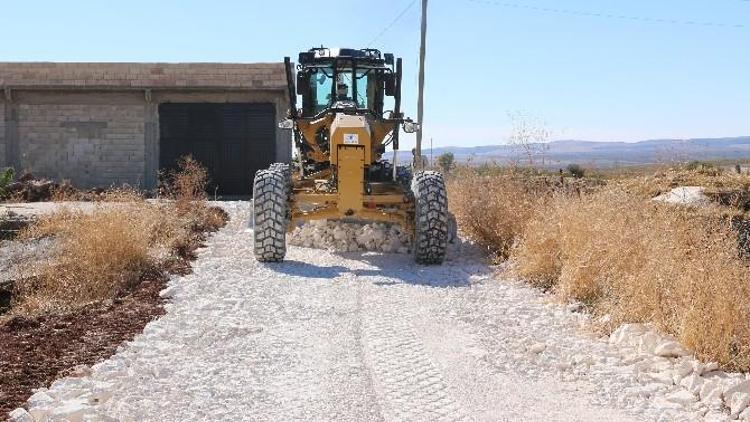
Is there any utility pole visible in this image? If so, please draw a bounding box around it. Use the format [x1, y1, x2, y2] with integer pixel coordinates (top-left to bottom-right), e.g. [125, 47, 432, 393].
[416, 0, 428, 169]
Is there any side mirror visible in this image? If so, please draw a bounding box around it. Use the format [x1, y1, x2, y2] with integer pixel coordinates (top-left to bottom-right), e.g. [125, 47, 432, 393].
[384, 74, 396, 96]
[278, 119, 294, 130]
[296, 72, 309, 96]
[384, 53, 394, 66]
[402, 121, 420, 134]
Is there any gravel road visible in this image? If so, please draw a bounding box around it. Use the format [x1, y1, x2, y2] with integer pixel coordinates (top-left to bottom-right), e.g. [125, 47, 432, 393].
[21, 202, 717, 421]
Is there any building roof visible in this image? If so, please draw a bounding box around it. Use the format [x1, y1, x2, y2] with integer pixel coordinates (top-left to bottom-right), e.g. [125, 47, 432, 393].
[0, 62, 287, 90]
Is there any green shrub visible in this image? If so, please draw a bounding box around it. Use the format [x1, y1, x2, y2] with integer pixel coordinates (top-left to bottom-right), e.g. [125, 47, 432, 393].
[0, 167, 15, 199]
[567, 164, 585, 178]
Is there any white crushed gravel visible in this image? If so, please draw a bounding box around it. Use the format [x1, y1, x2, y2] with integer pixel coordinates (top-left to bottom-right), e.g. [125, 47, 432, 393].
[14, 201, 749, 421]
[288, 219, 411, 253]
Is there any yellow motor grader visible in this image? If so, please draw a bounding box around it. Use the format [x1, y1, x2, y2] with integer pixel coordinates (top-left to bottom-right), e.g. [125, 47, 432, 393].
[253, 47, 450, 264]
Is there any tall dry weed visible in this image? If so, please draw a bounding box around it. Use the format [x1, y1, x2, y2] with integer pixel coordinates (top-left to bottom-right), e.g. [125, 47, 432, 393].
[514, 188, 750, 370]
[448, 168, 548, 260]
[172, 156, 208, 208]
[13, 159, 226, 315]
[16, 204, 158, 313]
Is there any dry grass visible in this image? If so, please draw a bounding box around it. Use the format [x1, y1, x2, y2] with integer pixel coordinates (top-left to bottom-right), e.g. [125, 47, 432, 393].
[166, 155, 208, 208]
[447, 167, 548, 260]
[12, 157, 227, 315]
[451, 166, 750, 371]
[16, 205, 159, 313]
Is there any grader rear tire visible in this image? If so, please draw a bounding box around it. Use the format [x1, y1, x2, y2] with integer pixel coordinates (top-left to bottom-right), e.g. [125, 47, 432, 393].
[412, 171, 449, 265]
[253, 169, 289, 262]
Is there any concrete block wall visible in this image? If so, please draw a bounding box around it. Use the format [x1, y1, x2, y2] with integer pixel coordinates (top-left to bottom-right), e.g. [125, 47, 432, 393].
[18, 104, 146, 188]
[0, 100, 5, 167]
[0, 62, 286, 90]
[0, 62, 290, 191]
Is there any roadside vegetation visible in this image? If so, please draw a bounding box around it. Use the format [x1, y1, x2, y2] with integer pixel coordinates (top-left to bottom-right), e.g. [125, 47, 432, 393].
[0, 167, 14, 200]
[0, 156, 227, 416]
[10, 156, 226, 314]
[449, 163, 750, 371]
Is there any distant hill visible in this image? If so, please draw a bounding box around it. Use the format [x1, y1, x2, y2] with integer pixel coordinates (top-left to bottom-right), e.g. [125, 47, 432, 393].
[389, 136, 750, 168]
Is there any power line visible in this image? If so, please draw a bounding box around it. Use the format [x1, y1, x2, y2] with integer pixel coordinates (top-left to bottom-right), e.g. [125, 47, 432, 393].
[367, 0, 419, 47]
[467, 0, 746, 29]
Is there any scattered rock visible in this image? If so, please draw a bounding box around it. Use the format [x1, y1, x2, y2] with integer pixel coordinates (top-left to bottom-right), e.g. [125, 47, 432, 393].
[673, 359, 694, 379]
[649, 371, 675, 386]
[665, 390, 698, 406]
[652, 186, 710, 206]
[528, 343, 546, 354]
[680, 374, 705, 395]
[638, 331, 661, 354]
[27, 390, 55, 408]
[609, 323, 648, 346]
[704, 410, 731, 422]
[8, 408, 33, 422]
[725, 381, 750, 398]
[654, 340, 689, 358]
[159, 285, 180, 299]
[48, 398, 90, 422]
[731, 392, 750, 418]
[700, 380, 723, 402]
[88, 381, 114, 405]
[68, 364, 93, 378]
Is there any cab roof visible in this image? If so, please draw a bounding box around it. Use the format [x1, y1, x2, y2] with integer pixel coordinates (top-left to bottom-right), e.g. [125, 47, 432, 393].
[298, 47, 394, 67]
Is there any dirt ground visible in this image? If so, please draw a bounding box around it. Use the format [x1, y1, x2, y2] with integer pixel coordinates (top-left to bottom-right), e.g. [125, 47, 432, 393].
[0, 273, 167, 417]
[0, 204, 227, 418]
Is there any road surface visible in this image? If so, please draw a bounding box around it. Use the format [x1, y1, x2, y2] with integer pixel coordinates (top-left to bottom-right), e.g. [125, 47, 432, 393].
[24, 202, 706, 421]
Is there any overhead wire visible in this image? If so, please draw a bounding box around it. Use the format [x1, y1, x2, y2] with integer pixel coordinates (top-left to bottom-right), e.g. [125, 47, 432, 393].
[467, 0, 746, 29]
[367, 0, 419, 47]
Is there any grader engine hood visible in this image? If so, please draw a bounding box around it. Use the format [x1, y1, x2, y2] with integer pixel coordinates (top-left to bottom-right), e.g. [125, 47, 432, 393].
[331, 114, 370, 215]
[330, 114, 371, 165]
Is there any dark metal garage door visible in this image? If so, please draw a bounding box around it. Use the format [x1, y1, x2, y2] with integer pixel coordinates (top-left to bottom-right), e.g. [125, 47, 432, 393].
[159, 103, 276, 196]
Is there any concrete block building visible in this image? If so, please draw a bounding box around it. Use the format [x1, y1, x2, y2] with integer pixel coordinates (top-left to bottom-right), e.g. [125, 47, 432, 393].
[0, 62, 290, 195]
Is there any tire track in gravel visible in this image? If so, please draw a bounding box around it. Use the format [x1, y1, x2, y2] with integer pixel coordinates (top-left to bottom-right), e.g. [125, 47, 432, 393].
[359, 282, 468, 422]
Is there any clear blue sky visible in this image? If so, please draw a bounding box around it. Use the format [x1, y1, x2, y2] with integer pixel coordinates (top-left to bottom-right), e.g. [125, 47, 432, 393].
[1, 0, 748, 148]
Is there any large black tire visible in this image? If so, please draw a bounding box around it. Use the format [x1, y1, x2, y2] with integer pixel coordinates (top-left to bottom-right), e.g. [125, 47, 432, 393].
[253, 169, 289, 262]
[411, 171, 449, 264]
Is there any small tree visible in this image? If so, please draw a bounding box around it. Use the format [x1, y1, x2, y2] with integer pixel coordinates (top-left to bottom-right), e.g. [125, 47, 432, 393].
[567, 164, 585, 178]
[436, 152, 455, 173]
[507, 111, 550, 166]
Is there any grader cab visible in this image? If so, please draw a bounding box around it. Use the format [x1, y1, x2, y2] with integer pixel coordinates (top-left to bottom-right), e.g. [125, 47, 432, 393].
[252, 47, 450, 264]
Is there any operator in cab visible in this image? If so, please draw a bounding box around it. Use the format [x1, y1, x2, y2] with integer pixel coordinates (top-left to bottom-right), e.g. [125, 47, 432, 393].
[336, 81, 351, 101]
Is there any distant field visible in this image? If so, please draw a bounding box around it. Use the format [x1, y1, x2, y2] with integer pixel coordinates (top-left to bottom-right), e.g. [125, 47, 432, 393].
[392, 136, 750, 169]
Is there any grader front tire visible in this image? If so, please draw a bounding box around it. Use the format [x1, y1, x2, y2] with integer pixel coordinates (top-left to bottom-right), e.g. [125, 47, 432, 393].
[253, 169, 289, 262]
[268, 163, 292, 195]
[412, 171, 449, 265]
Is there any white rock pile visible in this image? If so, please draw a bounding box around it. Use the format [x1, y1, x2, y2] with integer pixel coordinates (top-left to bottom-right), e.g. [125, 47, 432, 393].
[10, 373, 116, 422]
[653, 186, 711, 206]
[288, 220, 411, 254]
[603, 323, 750, 420]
